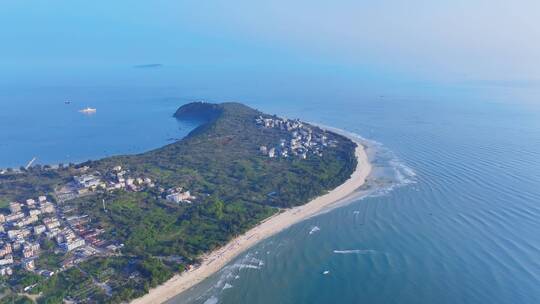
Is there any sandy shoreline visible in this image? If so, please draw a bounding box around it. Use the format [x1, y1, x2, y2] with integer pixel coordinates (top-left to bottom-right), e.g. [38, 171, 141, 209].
[132, 134, 372, 304]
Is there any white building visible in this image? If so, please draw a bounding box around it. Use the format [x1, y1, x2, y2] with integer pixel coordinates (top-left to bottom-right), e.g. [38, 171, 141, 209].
[29, 209, 42, 217]
[34, 225, 46, 235]
[43, 218, 61, 230]
[74, 174, 101, 188]
[0, 244, 12, 257]
[9, 202, 21, 214]
[0, 267, 12, 276]
[40, 202, 55, 214]
[7, 229, 31, 240]
[62, 238, 85, 252]
[0, 255, 13, 266]
[5, 212, 24, 222]
[166, 191, 193, 203]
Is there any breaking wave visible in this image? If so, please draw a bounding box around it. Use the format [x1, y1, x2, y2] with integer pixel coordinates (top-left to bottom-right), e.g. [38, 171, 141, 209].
[176, 251, 265, 303]
[170, 128, 415, 304]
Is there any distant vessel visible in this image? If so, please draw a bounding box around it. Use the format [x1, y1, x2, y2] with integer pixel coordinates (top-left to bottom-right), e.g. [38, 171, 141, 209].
[65, 100, 71, 104]
[323, 270, 330, 275]
[79, 107, 96, 114]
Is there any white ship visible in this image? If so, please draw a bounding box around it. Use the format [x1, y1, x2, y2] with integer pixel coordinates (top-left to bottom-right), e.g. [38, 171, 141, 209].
[79, 107, 97, 114]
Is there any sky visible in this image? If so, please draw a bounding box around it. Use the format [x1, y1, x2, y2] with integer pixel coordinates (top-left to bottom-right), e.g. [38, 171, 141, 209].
[1, 0, 539, 86]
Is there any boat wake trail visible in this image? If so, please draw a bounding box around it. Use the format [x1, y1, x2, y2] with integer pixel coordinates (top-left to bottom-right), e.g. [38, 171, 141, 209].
[333, 249, 379, 255]
[309, 226, 321, 235]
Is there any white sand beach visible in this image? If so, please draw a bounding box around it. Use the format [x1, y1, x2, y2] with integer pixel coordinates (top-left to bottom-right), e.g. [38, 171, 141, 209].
[132, 135, 372, 304]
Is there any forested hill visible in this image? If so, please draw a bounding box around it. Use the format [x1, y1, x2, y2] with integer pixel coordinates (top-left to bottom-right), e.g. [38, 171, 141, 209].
[93, 102, 357, 208]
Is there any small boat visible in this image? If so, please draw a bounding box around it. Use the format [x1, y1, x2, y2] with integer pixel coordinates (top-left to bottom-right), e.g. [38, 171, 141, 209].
[79, 107, 97, 114]
[65, 100, 71, 104]
[323, 270, 330, 275]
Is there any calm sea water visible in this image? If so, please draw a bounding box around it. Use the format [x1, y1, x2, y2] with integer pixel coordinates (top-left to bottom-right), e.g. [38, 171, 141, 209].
[171, 89, 540, 304]
[1, 69, 539, 304]
[0, 85, 203, 168]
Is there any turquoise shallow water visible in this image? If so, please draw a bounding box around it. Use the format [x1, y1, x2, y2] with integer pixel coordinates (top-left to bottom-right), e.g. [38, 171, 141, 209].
[1, 70, 539, 304]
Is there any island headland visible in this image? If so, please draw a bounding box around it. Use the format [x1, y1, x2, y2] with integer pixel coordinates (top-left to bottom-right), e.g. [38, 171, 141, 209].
[0, 102, 370, 304]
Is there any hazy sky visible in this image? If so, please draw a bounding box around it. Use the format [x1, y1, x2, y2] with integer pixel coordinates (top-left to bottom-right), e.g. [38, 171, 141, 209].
[1, 0, 539, 84]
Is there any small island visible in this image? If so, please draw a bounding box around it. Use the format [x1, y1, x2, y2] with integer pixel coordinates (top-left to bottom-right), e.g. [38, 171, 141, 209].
[0, 102, 369, 304]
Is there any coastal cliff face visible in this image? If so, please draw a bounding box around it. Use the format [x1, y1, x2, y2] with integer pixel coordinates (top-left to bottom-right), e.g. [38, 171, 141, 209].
[0, 102, 357, 303]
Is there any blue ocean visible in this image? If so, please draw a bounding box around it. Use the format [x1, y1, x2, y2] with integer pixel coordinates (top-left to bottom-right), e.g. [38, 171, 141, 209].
[1, 67, 539, 304]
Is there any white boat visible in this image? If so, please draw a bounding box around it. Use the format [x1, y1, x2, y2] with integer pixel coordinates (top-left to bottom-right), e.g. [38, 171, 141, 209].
[79, 107, 97, 114]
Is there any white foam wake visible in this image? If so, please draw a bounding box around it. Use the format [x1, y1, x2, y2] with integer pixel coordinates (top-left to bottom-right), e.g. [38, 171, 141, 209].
[333, 249, 379, 254]
[309, 226, 321, 234]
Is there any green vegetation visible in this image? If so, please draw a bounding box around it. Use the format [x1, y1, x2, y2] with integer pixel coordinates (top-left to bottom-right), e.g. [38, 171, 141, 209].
[28, 256, 172, 304]
[0, 102, 357, 303]
[0, 165, 77, 203]
[74, 191, 276, 259]
[0, 294, 34, 304]
[0, 198, 9, 213]
[93, 102, 356, 208]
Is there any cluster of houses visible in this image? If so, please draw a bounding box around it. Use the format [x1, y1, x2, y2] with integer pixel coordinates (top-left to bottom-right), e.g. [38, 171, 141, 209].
[105, 166, 156, 191]
[0, 196, 89, 277]
[61, 205, 106, 248]
[65, 165, 196, 206]
[55, 165, 158, 202]
[73, 166, 155, 196]
[255, 116, 337, 159]
[20, 165, 197, 276]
